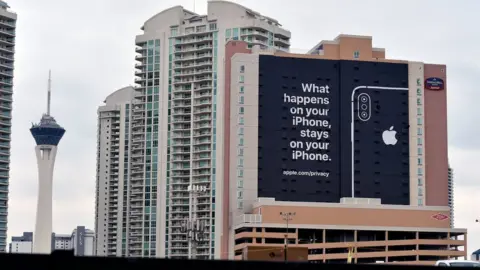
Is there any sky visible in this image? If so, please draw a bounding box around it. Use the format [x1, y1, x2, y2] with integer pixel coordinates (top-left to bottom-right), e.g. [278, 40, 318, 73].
[5, 0, 480, 254]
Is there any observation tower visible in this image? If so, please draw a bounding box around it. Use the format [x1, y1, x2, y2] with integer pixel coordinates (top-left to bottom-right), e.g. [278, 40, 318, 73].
[30, 71, 65, 254]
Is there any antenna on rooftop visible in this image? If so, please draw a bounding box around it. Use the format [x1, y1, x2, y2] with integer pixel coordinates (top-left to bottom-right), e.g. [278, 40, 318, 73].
[47, 70, 51, 116]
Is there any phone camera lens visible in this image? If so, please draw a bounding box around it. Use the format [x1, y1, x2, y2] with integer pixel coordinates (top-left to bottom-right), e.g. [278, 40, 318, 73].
[361, 96, 368, 103]
[361, 112, 368, 118]
[361, 104, 367, 110]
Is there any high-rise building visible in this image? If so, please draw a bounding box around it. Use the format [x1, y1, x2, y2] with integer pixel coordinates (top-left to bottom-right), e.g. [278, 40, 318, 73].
[94, 1, 290, 259]
[131, 1, 290, 259]
[95, 86, 134, 257]
[30, 72, 66, 254]
[9, 226, 95, 256]
[222, 35, 464, 264]
[0, 0, 16, 253]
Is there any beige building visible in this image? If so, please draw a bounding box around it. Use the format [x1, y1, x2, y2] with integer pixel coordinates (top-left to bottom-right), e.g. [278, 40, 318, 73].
[220, 36, 461, 264]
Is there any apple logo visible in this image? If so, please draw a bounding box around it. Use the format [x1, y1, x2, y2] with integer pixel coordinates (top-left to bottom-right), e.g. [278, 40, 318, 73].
[382, 126, 398, 146]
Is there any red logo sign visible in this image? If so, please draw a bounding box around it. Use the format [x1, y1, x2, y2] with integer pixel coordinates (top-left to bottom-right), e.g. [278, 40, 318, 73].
[432, 213, 449, 221]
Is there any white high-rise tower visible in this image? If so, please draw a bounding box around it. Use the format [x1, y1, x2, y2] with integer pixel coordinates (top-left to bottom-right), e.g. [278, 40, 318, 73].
[30, 71, 65, 254]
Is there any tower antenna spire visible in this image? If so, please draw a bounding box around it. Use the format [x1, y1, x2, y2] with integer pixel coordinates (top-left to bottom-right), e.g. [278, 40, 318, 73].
[47, 70, 51, 116]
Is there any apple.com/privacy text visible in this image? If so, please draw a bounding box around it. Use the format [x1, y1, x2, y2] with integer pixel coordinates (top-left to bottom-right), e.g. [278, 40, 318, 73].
[282, 170, 329, 177]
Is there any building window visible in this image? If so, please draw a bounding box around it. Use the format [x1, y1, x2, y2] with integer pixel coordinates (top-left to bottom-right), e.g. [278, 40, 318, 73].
[417, 98, 422, 105]
[238, 137, 244, 146]
[417, 117, 423, 125]
[238, 116, 244, 125]
[417, 137, 423, 145]
[418, 158, 423, 165]
[237, 180, 243, 188]
[417, 88, 422, 96]
[353, 51, 360, 59]
[418, 147, 423, 155]
[238, 158, 244, 167]
[417, 107, 422, 116]
[418, 178, 423, 186]
[237, 190, 243, 199]
[237, 148, 244, 156]
[418, 198, 423, 206]
[170, 28, 178, 37]
[417, 128, 423, 135]
[239, 65, 245, 73]
[237, 201, 243, 209]
[418, 167, 423, 175]
[209, 23, 217, 30]
[418, 187, 423, 196]
[237, 169, 244, 177]
[239, 95, 244, 104]
[239, 86, 244, 93]
[238, 127, 244, 135]
[238, 107, 244, 114]
[239, 75, 245, 83]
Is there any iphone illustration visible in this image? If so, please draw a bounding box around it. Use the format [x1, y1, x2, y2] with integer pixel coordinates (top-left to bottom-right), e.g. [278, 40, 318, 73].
[350, 86, 409, 202]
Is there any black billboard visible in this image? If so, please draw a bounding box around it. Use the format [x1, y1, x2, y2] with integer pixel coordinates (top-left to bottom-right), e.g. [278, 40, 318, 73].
[257, 55, 410, 205]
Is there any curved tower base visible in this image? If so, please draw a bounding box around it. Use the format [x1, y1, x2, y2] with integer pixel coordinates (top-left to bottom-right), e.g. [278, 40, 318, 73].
[32, 145, 57, 254]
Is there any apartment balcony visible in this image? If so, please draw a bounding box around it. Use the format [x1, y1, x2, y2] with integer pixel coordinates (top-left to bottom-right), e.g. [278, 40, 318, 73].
[241, 29, 269, 38]
[174, 44, 213, 54]
[193, 138, 211, 146]
[173, 68, 213, 78]
[172, 132, 191, 139]
[0, 54, 12, 62]
[174, 52, 213, 63]
[172, 101, 192, 109]
[0, 38, 14, 46]
[274, 37, 290, 46]
[173, 78, 194, 86]
[171, 171, 190, 178]
[179, 35, 213, 46]
[171, 207, 189, 214]
[171, 147, 190, 154]
[193, 83, 212, 91]
[0, 79, 12, 86]
[193, 108, 212, 116]
[135, 54, 146, 61]
[131, 150, 144, 158]
[171, 186, 188, 192]
[173, 60, 213, 71]
[130, 203, 143, 210]
[171, 199, 189, 206]
[172, 124, 191, 131]
[171, 179, 190, 185]
[0, 20, 15, 29]
[194, 75, 212, 83]
[193, 115, 211, 123]
[193, 123, 212, 131]
[193, 100, 212, 109]
[132, 135, 145, 142]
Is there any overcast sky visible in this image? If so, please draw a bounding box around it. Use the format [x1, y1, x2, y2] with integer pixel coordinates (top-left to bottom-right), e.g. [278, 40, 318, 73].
[6, 0, 480, 254]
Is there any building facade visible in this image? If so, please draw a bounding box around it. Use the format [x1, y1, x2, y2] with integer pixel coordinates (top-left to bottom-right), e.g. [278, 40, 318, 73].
[9, 226, 95, 255]
[233, 199, 466, 264]
[221, 36, 459, 264]
[95, 86, 134, 256]
[129, 0, 290, 259]
[0, 0, 15, 253]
